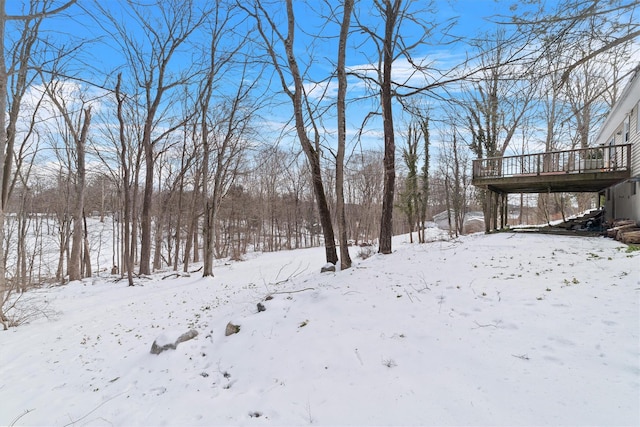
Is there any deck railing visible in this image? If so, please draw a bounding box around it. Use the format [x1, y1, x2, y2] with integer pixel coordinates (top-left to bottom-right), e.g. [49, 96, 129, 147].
[472, 144, 632, 179]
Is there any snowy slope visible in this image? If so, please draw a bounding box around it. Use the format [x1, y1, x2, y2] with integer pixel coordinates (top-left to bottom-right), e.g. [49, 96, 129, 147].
[1, 231, 638, 426]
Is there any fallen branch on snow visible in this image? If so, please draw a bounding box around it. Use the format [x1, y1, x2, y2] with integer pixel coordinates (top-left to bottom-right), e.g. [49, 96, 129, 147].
[268, 287, 315, 296]
[472, 320, 502, 329]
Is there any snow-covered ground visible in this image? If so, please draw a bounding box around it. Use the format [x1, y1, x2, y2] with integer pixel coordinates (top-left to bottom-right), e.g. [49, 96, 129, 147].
[1, 230, 638, 426]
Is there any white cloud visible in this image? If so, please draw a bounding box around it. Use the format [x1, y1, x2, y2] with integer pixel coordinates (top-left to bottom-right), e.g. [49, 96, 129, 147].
[298, 80, 340, 102]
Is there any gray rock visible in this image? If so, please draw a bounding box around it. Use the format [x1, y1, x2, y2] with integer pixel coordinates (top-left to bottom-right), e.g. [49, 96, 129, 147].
[176, 329, 198, 344]
[320, 263, 336, 273]
[150, 340, 175, 355]
[225, 322, 240, 336]
[150, 329, 198, 355]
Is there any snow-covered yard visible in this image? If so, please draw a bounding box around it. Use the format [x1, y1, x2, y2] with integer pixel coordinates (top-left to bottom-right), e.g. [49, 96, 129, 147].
[1, 231, 638, 426]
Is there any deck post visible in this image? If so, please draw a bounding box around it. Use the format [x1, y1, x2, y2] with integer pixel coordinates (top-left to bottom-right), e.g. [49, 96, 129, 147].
[492, 191, 499, 231]
[500, 193, 508, 229]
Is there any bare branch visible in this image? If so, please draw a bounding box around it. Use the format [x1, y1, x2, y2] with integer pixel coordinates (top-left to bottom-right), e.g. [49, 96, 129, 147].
[5, 0, 77, 21]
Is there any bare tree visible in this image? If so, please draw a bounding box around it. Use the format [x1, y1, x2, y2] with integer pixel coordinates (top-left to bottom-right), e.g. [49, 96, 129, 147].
[242, 0, 338, 265]
[440, 126, 471, 237]
[171, 122, 193, 272]
[562, 19, 633, 212]
[254, 146, 287, 252]
[182, 127, 202, 272]
[506, 0, 640, 86]
[281, 149, 309, 250]
[346, 150, 384, 245]
[335, 0, 354, 269]
[197, 4, 256, 277]
[44, 80, 92, 282]
[202, 96, 251, 274]
[418, 116, 430, 243]
[93, 0, 207, 276]
[114, 74, 135, 285]
[363, 0, 401, 254]
[151, 142, 195, 271]
[90, 70, 146, 284]
[464, 29, 535, 232]
[0, 0, 77, 328]
[352, 0, 453, 253]
[398, 123, 419, 243]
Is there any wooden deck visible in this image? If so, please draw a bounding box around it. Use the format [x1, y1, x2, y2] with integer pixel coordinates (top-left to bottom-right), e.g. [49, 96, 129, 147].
[472, 144, 631, 193]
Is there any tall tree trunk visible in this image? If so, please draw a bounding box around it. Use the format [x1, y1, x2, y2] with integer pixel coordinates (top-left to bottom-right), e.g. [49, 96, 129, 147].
[0, 0, 8, 323]
[68, 108, 91, 282]
[284, 0, 337, 264]
[203, 199, 215, 276]
[115, 74, 134, 286]
[139, 124, 154, 275]
[336, 0, 353, 269]
[82, 214, 92, 278]
[153, 203, 166, 271]
[183, 167, 200, 272]
[248, 0, 338, 265]
[419, 117, 430, 244]
[202, 113, 214, 276]
[378, 0, 401, 254]
[131, 178, 140, 266]
[174, 177, 184, 271]
[17, 192, 28, 292]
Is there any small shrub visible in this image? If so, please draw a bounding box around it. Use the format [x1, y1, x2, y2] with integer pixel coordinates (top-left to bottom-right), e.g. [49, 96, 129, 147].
[358, 246, 376, 260]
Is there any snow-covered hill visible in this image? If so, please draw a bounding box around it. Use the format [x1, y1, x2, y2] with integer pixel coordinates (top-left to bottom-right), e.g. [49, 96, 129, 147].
[1, 231, 638, 426]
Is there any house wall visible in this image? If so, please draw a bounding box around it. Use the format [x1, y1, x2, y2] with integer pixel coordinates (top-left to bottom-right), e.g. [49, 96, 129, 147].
[600, 69, 640, 223]
[634, 101, 640, 174]
[606, 180, 639, 221]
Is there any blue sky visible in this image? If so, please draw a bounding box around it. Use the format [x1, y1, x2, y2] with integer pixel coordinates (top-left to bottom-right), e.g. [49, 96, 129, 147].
[5, 0, 591, 170]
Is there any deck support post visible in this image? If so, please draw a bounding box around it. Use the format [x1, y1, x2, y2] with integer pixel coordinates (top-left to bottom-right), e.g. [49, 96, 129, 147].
[492, 191, 499, 231]
[500, 193, 508, 229]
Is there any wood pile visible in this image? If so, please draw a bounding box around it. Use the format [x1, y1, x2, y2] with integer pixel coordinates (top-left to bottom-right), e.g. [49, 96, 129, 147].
[621, 231, 640, 244]
[555, 209, 604, 231]
[606, 219, 640, 244]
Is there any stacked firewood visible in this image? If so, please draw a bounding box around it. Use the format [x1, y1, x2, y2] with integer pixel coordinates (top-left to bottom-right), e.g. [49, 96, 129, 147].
[606, 219, 640, 244]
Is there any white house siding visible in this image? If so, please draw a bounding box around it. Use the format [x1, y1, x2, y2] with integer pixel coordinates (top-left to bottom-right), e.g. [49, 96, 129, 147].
[632, 101, 640, 174]
[599, 67, 640, 223]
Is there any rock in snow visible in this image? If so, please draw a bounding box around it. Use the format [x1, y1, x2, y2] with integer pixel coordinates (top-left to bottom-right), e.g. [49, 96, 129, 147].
[225, 322, 241, 336]
[150, 329, 198, 355]
[320, 263, 336, 273]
